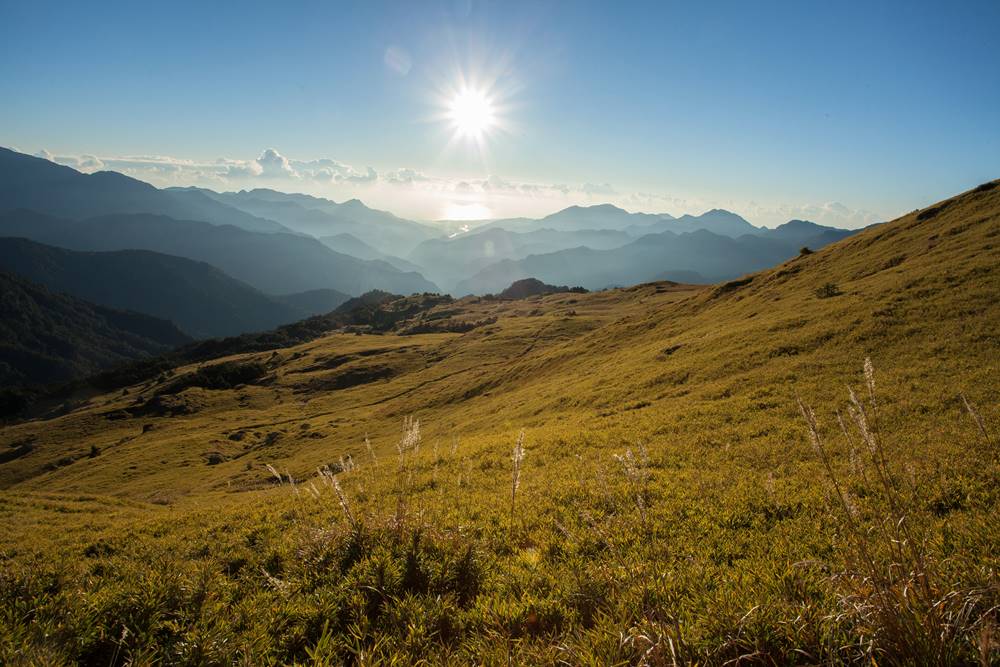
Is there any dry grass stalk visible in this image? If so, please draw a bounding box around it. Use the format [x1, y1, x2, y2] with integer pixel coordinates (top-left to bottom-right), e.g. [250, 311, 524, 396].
[613, 445, 650, 527]
[397, 416, 421, 466]
[265, 463, 283, 485]
[961, 393, 992, 448]
[431, 439, 440, 486]
[331, 475, 357, 529]
[393, 415, 421, 529]
[317, 465, 357, 528]
[510, 430, 526, 535]
[799, 357, 991, 663]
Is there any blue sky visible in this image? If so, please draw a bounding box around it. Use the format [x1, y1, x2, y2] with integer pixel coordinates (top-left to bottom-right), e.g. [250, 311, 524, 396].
[2, 0, 998, 225]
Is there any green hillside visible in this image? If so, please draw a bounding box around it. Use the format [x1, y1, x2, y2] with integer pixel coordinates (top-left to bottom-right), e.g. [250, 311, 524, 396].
[0, 181, 998, 664]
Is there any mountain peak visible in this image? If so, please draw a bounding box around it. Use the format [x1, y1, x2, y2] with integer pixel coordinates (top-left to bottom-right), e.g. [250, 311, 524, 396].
[700, 208, 746, 220]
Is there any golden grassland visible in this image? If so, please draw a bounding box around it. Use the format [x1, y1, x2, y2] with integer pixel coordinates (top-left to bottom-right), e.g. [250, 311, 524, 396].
[1, 181, 999, 664]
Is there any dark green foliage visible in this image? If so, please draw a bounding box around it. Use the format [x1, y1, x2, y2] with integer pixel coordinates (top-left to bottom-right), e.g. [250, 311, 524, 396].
[814, 282, 842, 298]
[0, 271, 188, 388]
[11, 290, 451, 417]
[712, 275, 754, 296]
[917, 202, 950, 221]
[499, 278, 588, 299]
[158, 361, 268, 395]
[0, 439, 34, 463]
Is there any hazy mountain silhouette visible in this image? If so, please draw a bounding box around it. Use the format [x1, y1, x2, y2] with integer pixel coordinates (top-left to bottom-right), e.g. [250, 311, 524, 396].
[622, 209, 760, 237]
[0, 237, 343, 338]
[0, 210, 439, 296]
[0, 146, 858, 301]
[765, 219, 859, 243]
[0, 147, 288, 234]
[318, 233, 424, 273]
[183, 187, 439, 256]
[409, 227, 634, 291]
[0, 270, 189, 388]
[455, 227, 858, 294]
[471, 204, 668, 234]
[273, 289, 351, 318]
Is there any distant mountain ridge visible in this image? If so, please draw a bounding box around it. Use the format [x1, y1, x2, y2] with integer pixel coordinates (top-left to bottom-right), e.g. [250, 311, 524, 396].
[408, 227, 635, 292]
[0, 237, 342, 338]
[318, 233, 424, 273]
[623, 209, 759, 237]
[0, 209, 439, 296]
[470, 203, 669, 234]
[0, 146, 864, 303]
[0, 270, 189, 389]
[455, 225, 858, 294]
[179, 187, 439, 257]
[0, 147, 288, 234]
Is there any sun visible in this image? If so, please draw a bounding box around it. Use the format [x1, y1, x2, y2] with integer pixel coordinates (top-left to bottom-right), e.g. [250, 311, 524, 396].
[429, 69, 514, 156]
[448, 89, 496, 139]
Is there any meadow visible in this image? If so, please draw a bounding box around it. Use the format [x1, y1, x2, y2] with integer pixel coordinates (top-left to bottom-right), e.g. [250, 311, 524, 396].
[1, 181, 998, 665]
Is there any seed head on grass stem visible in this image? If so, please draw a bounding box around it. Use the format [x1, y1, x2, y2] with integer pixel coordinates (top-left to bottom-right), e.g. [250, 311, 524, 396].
[510, 430, 526, 537]
[797, 357, 988, 663]
[265, 463, 283, 485]
[960, 393, 992, 448]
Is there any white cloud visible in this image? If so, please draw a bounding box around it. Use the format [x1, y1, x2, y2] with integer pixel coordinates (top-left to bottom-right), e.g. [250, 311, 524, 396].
[740, 201, 883, 229]
[255, 148, 295, 178]
[383, 167, 430, 184]
[581, 182, 617, 196]
[291, 157, 377, 184]
[224, 160, 263, 178]
[28, 146, 882, 227]
[42, 151, 106, 171]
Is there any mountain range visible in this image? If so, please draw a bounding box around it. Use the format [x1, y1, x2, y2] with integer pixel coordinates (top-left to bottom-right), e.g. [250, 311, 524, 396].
[0, 147, 288, 234]
[0, 147, 867, 302]
[177, 187, 440, 257]
[0, 145, 869, 390]
[0, 209, 438, 296]
[450, 217, 855, 294]
[0, 237, 343, 338]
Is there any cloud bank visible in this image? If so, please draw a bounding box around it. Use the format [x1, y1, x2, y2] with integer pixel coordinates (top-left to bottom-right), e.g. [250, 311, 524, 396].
[31, 147, 884, 228]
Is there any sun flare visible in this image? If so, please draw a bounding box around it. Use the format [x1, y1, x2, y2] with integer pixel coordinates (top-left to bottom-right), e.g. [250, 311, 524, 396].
[448, 89, 496, 138]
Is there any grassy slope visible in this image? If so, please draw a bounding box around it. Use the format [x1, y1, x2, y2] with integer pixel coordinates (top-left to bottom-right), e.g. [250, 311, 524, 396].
[0, 181, 998, 664]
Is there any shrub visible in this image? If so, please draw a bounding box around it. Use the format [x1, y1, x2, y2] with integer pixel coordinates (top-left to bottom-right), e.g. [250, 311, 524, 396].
[814, 282, 842, 298]
[158, 361, 267, 395]
[799, 246, 814, 255]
